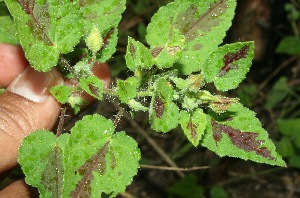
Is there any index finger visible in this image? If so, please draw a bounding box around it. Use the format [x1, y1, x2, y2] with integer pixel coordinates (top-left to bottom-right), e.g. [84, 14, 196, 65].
[0, 43, 28, 87]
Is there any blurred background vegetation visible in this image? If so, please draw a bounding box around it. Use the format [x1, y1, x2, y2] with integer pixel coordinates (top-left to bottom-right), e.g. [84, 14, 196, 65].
[1, 0, 300, 197]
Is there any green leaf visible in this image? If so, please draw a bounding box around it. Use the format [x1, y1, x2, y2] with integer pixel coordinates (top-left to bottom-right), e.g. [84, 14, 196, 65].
[289, 155, 300, 169]
[125, 37, 154, 71]
[19, 115, 141, 197]
[5, 0, 84, 71]
[276, 36, 300, 55]
[18, 130, 69, 197]
[180, 109, 207, 146]
[209, 186, 228, 198]
[79, 76, 103, 100]
[167, 174, 204, 198]
[170, 77, 189, 90]
[85, 25, 103, 55]
[146, 0, 237, 74]
[276, 137, 294, 158]
[277, 118, 300, 149]
[277, 118, 300, 136]
[127, 99, 148, 112]
[78, 0, 126, 62]
[201, 103, 286, 166]
[0, 16, 18, 44]
[63, 114, 140, 197]
[117, 77, 139, 103]
[203, 42, 255, 91]
[149, 78, 180, 132]
[266, 77, 290, 109]
[50, 85, 72, 104]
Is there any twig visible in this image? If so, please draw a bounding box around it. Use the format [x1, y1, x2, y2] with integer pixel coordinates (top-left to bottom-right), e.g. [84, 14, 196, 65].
[56, 106, 66, 137]
[119, 192, 136, 198]
[112, 102, 185, 178]
[216, 167, 284, 187]
[60, 56, 80, 83]
[140, 164, 210, 171]
[113, 107, 124, 128]
[258, 56, 297, 91]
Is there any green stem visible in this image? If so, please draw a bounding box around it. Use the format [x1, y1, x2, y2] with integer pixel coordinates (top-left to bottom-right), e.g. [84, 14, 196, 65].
[103, 88, 118, 96]
[136, 90, 153, 97]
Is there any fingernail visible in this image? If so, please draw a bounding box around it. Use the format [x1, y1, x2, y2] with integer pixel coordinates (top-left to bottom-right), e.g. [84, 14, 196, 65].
[7, 67, 63, 103]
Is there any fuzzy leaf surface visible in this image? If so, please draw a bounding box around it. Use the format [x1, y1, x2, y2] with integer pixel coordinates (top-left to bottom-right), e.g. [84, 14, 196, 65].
[125, 37, 154, 71]
[150, 78, 180, 132]
[50, 85, 72, 104]
[78, 0, 126, 62]
[18, 131, 68, 197]
[180, 109, 207, 146]
[203, 42, 254, 91]
[79, 76, 103, 100]
[201, 103, 286, 166]
[5, 0, 83, 71]
[0, 16, 18, 44]
[19, 115, 140, 198]
[117, 77, 139, 103]
[64, 114, 140, 197]
[147, 0, 237, 74]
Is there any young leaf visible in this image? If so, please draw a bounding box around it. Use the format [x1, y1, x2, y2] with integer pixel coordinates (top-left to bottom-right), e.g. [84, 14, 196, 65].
[149, 78, 180, 132]
[203, 42, 255, 91]
[150, 100, 180, 133]
[50, 85, 72, 104]
[18, 130, 69, 197]
[180, 109, 207, 146]
[78, 0, 126, 62]
[117, 77, 139, 103]
[63, 114, 140, 197]
[5, 0, 84, 71]
[125, 37, 154, 71]
[79, 76, 103, 100]
[128, 99, 148, 111]
[201, 103, 286, 166]
[147, 0, 237, 74]
[0, 16, 18, 44]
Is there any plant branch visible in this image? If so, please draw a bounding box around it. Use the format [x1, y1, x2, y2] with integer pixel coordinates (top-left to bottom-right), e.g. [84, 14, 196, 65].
[140, 164, 210, 171]
[56, 106, 66, 137]
[112, 102, 185, 178]
[60, 56, 80, 83]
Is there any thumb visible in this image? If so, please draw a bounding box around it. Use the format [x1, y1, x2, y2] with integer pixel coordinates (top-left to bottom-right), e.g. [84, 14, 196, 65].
[0, 66, 63, 172]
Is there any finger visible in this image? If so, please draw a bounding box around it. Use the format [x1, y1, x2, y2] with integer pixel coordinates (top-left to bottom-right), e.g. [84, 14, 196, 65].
[0, 43, 28, 87]
[0, 67, 63, 172]
[92, 62, 111, 88]
[0, 180, 38, 198]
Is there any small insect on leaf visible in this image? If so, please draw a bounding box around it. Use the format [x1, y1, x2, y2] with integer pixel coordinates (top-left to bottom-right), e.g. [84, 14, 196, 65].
[154, 96, 165, 118]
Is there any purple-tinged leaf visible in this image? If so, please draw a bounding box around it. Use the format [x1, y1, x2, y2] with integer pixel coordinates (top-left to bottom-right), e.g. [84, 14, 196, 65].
[211, 119, 274, 160]
[154, 96, 165, 118]
[6, 0, 83, 71]
[150, 78, 180, 132]
[203, 42, 255, 91]
[63, 115, 140, 197]
[201, 103, 286, 166]
[218, 45, 250, 77]
[71, 142, 109, 197]
[180, 109, 207, 146]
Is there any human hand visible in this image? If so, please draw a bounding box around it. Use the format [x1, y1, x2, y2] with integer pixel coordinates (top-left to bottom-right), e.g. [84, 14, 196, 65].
[0, 43, 110, 197]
